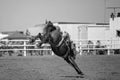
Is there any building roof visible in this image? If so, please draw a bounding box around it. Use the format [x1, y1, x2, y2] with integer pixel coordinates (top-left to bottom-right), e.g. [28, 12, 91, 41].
[54, 22, 109, 25]
[4, 32, 29, 40]
[2, 31, 24, 35]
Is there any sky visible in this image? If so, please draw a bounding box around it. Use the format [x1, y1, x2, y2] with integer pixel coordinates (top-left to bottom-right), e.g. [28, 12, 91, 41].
[0, 0, 120, 32]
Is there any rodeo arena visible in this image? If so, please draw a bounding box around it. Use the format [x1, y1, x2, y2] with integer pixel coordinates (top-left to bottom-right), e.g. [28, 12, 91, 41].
[0, 12, 120, 80]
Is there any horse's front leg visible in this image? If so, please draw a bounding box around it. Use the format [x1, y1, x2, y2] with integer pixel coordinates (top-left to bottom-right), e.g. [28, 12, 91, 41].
[64, 56, 84, 75]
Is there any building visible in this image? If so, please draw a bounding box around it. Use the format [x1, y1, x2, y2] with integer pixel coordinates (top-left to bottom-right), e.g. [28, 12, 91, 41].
[0, 33, 8, 40]
[1, 31, 29, 40]
[27, 22, 109, 52]
[28, 22, 109, 41]
[109, 12, 120, 49]
[54, 22, 109, 41]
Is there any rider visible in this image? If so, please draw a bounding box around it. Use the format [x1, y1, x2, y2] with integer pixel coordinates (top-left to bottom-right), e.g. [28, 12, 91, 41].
[44, 21, 76, 59]
[44, 21, 60, 34]
[58, 31, 76, 59]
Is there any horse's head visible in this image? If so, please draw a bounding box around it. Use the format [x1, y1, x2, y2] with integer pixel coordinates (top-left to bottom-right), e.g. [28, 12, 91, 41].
[44, 21, 56, 34]
[45, 21, 53, 26]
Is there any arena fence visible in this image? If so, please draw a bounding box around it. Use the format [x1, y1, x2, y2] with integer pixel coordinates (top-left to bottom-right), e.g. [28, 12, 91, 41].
[74, 39, 120, 55]
[0, 39, 120, 56]
[0, 40, 52, 56]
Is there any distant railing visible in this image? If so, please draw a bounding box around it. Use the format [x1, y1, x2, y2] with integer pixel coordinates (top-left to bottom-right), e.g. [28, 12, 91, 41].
[0, 39, 120, 56]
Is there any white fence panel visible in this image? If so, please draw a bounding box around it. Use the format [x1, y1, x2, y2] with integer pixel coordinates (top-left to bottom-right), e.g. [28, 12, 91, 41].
[0, 39, 120, 56]
[0, 40, 52, 56]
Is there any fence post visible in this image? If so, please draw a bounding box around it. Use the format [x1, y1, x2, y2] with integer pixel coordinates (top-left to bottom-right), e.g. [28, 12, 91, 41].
[23, 41, 27, 56]
[51, 51, 54, 55]
[107, 49, 110, 55]
[79, 41, 82, 55]
[107, 40, 110, 55]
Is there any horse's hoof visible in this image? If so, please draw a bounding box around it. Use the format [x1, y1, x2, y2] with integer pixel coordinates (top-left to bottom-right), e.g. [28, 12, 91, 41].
[78, 72, 84, 75]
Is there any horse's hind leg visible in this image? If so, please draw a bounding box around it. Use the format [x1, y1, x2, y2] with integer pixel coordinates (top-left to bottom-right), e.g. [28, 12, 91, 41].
[64, 56, 84, 75]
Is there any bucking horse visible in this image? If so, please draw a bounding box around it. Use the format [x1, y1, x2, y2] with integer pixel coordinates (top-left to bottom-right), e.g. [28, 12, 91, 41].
[29, 21, 84, 76]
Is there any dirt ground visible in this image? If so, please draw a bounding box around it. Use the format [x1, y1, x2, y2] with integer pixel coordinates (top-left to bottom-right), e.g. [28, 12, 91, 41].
[0, 55, 120, 80]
